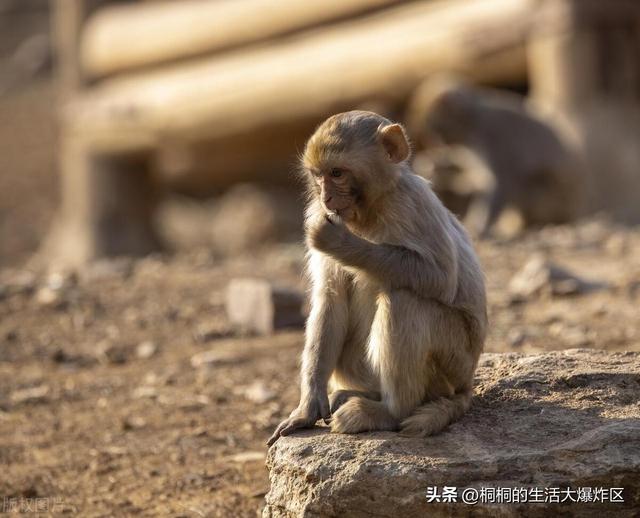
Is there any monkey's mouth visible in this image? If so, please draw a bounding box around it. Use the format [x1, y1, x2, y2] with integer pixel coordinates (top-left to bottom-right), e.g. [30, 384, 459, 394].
[330, 207, 355, 221]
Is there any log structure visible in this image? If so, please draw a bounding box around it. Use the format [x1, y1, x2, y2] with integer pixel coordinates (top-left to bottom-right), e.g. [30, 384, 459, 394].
[47, 0, 640, 265]
[81, 0, 408, 78]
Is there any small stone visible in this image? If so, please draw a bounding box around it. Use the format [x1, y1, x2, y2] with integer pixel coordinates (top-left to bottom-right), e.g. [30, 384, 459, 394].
[227, 451, 265, 463]
[190, 349, 245, 368]
[10, 385, 49, 406]
[132, 386, 158, 399]
[193, 322, 228, 343]
[122, 416, 146, 430]
[135, 341, 157, 359]
[226, 278, 304, 335]
[177, 395, 211, 410]
[243, 381, 276, 404]
[45, 271, 77, 291]
[508, 255, 605, 301]
[507, 329, 527, 348]
[97, 339, 129, 365]
[35, 287, 67, 309]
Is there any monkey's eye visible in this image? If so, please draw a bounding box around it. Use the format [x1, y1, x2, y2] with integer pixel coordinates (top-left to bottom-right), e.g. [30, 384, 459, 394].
[330, 168, 343, 178]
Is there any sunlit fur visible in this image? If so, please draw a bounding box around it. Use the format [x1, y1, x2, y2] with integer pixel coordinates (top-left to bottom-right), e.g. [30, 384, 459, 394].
[268, 111, 487, 445]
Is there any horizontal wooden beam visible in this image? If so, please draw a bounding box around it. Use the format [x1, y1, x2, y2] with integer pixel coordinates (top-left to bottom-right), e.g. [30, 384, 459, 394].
[81, 0, 409, 78]
[67, 0, 533, 156]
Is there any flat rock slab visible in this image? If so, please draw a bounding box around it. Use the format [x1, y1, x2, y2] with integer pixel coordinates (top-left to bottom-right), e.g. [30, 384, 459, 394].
[264, 349, 640, 517]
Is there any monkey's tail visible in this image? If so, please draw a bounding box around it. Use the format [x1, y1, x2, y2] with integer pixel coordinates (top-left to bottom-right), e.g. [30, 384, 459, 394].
[399, 391, 473, 437]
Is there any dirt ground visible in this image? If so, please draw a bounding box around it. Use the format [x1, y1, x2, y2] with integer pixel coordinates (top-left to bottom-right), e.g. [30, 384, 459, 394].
[0, 219, 639, 517]
[1, 77, 640, 517]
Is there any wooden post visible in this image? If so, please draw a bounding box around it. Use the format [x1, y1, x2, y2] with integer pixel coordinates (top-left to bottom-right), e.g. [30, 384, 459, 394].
[46, 0, 161, 268]
[528, 0, 640, 222]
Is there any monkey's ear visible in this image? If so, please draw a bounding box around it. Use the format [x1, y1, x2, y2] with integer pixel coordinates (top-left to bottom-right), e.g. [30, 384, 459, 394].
[379, 123, 410, 163]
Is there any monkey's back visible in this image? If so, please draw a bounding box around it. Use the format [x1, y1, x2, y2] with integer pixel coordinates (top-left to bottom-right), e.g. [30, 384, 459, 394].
[401, 173, 487, 334]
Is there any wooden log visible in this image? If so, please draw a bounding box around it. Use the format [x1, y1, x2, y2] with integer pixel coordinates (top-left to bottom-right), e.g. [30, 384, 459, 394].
[81, 0, 408, 78]
[67, 0, 534, 159]
[51, 0, 106, 99]
[45, 0, 161, 267]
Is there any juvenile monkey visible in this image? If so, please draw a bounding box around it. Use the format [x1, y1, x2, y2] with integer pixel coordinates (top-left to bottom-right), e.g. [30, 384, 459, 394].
[268, 111, 487, 445]
[408, 77, 586, 236]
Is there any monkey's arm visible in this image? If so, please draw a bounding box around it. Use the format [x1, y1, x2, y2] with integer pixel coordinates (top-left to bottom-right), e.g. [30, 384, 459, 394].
[312, 216, 458, 303]
[267, 252, 349, 446]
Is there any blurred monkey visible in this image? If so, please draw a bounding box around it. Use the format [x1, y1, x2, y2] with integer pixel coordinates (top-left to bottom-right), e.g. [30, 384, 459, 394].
[408, 77, 586, 236]
[268, 111, 487, 445]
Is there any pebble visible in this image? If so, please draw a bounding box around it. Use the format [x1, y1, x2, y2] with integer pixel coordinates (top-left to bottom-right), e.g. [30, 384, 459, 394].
[190, 349, 245, 368]
[135, 341, 158, 359]
[243, 381, 276, 404]
[10, 385, 49, 406]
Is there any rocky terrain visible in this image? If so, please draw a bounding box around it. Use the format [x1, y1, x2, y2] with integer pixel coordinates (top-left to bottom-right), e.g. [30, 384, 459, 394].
[1, 216, 639, 516]
[264, 349, 640, 517]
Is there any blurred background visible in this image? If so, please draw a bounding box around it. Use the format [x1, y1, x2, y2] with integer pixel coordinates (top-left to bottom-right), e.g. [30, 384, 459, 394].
[0, 0, 638, 515]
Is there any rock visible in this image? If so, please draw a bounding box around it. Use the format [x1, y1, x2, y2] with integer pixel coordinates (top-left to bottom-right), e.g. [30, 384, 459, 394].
[190, 349, 246, 368]
[226, 278, 304, 335]
[508, 255, 606, 302]
[35, 287, 67, 309]
[243, 381, 276, 404]
[80, 258, 133, 283]
[135, 340, 158, 359]
[96, 339, 130, 365]
[264, 350, 640, 517]
[121, 416, 146, 430]
[227, 451, 266, 464]
[506, 328, 527, 348]
[193, 322, 229, 343]
[10, 385, 50, 406]
[44, 271, 77, 291]
[132, 386, 158, 399]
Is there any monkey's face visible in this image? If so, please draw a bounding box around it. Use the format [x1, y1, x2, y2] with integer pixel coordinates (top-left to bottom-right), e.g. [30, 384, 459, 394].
[421, 87, 474, 147]
[308, 166, 361, 220]
[302, 111, 411, 223]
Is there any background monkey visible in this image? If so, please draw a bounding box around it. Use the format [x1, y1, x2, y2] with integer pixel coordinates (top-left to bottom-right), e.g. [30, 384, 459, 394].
[407, 77, 586, 236]
[268, 111, 487, 445]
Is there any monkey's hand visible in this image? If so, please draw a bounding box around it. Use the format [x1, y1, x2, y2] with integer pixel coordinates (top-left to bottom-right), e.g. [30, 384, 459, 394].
[307, 212, 352, 254]
[267, 392, 330, 446]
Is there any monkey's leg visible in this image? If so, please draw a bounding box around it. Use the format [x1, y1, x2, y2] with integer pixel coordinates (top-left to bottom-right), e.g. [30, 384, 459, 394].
[267, 253, 351, 445]
[400, 302, 480, 437]
[329, 278, 380, 413]
[331, 289, 433, 434]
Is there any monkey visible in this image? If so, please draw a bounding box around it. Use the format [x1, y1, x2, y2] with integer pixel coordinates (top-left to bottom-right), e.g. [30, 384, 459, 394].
[267, 111, 487, 445]
[406, 76, 586, 236]
[412, 145, 496, 230]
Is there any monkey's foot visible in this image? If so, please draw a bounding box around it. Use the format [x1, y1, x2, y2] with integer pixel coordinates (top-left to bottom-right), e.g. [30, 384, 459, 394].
[329, 390, 381, 413]
[330, 398, 396, 434]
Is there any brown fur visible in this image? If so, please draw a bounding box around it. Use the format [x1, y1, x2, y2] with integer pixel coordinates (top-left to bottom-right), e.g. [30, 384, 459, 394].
[268, 111, 487, 445]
